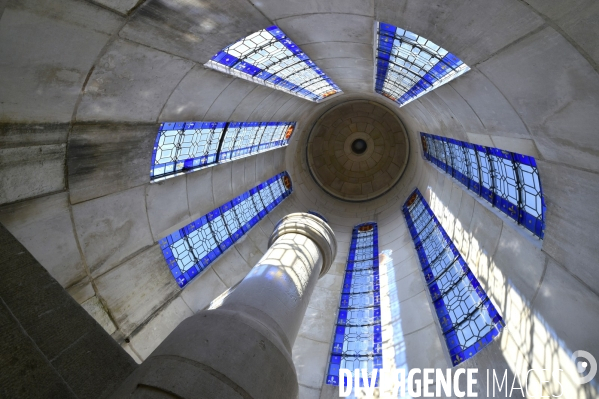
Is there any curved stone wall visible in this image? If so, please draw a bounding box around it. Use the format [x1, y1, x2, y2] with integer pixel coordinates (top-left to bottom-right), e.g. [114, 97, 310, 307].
[1, 0, 599, 397]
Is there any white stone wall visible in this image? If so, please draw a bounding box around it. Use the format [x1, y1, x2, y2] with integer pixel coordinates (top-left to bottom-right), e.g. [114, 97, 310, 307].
[417, 161, 599, 398]
[1, 0, 599, 397]
[0, 147, 294, 362]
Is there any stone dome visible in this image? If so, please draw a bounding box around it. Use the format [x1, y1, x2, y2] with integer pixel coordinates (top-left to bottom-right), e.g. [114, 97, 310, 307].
[2, 1, 599, 398]
[306, 101, 409, 201]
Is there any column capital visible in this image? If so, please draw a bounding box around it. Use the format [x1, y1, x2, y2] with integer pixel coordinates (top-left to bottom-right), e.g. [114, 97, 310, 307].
[269, 212, 337, 278]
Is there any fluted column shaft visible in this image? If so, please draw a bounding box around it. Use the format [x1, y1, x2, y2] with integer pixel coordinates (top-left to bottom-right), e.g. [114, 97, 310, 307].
[111, 213, 337, 399]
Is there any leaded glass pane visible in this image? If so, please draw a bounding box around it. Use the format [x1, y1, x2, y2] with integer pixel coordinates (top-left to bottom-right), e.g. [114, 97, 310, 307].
[209, 215, 230, 245]
[158, 172, 293, 288]
[232, 124, 262, 156]
[344, 307, 379, 326]
[375, 22, 470, 107]
[419, 133, 546, 239]
[489, 153, 519, 220]
[187, 224, 218, 263]
[403, 189, 504, 366]
[426, 135, 438, 159]
[466, 147, 481, 183]
[491, 156, 518, 200]
[442, 140, 453, 170]
[455, 308, 496, 350]
[340, 325, 378, 355]
[343, 292, 377, 309]
[151, 122, 225, 180]
[417, 217, 438, 242]
[259, 185, 275, 208]
[233, 197, 258, 227]
[519, 163, 542, 217]
[259, 124, 279, 146]
[353, 247, 375, 262]
[170, 237, 197, 273]
[218, 124, 242, 159]
[413, 211, 433, 232]
[477, 149, 494, 192]
[206, 26, 341, 102]
[442, 275, 485, 325]
[345, 269, 379, 294]
[409, 200, 428, 219]
[434, 139, 447, 165]
[411, 203, 430, 222]
[154, 128, 179, 166]
[151, 121, 295, 181]
[326, 223, 382, 387]
[270, 178, 286, 200]
[251, 192, 265, 213]
[428, 247, 458, 278]
[449, 142, 469, 178]
[421, 230, 449, 261]
[517, 160, 545, 237]
[433, 259, 465, 293]
[351, 259, 375, 271]
[222, 208, 242, 233]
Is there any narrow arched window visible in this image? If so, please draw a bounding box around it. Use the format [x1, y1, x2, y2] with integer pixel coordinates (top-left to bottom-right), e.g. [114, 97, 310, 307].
[158, 172, 292, 288]
[403, 189, 504, 365]
[420, 133, 546, 239]
[375, 22, 469, 107]
[326, 223, 382, 386]
[205, 26, 342, 102]
[151, 121, 295, 182]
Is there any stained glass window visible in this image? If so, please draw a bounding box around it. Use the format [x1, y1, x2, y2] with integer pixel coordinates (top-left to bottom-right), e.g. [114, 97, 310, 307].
[326, 223, 382, 387]
[158, 172, 293, 288]
[375, 22, 470, 107]
[420, 133, 546, 239]
[403, 189, 504, 366]
[151, 121, 295, 182]
[205, 26, 342, 102]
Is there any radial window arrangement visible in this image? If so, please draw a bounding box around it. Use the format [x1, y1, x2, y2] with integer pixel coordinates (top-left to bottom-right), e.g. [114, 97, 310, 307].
[326, 223, 382, 386]
[151, 121, 295, 182]
[375, 22, 470, 107]
[158, 172, 293, 288]
[420, 133, 546, 239]
[403, 189, 504, 366]
[205, 26, 342, 102]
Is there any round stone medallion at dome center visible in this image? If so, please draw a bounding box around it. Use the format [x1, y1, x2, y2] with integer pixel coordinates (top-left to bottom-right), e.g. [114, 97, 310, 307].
[307, 101, 409, 202]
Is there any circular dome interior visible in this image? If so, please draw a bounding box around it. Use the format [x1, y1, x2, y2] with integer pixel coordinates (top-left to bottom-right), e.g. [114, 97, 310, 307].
[306, 100, 409, 202]
[1, 2, 599, 398]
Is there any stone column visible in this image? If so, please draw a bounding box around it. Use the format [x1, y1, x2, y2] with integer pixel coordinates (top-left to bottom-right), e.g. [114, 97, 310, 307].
[111, 212, 337, 399]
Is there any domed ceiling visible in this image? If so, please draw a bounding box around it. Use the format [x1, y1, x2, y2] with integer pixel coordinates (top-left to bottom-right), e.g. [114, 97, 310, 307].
[306, 101, 409, 202]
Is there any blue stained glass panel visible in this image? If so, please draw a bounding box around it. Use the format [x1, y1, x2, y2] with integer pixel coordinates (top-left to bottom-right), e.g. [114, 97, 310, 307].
[233, 195, 258, 229]
[375, 22, 470, 107]
[326, 223, 382, 387]
[205, 26, 342, 102]
[186, 224, 218, 265]
[403, 189, 504, 365]
[420, 132, 546, 239]
[151, 121, 295, 182]
[159, 171, 293, 288]
[151, 122, 225, 180]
